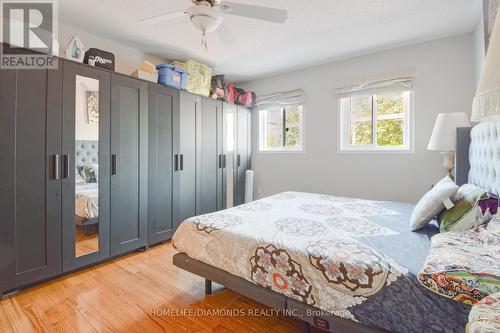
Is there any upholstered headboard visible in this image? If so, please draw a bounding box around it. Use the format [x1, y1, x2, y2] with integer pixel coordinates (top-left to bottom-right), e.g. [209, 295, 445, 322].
[75, 140, 98, 168]
[456, 123, 500, 196]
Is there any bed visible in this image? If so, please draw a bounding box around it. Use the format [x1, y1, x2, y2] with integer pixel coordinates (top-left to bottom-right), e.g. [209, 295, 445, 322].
[172, 123, 500, 333]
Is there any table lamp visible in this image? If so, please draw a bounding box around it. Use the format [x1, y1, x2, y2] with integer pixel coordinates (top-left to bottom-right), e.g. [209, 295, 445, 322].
[428, 112, 471, 179]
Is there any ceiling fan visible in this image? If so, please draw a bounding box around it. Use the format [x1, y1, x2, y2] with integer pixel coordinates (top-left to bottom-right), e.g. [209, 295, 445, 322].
[137, 0, 288, 49]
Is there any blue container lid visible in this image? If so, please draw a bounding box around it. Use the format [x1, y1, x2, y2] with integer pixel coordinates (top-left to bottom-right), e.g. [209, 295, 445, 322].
[156, 64, 187, 74]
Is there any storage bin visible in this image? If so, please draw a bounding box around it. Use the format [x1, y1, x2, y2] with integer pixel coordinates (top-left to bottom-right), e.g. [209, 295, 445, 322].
[156, 64, 189, 89]
[131, 70, 159, 83]
[170, 60, 185, 68]
[183, 60, 213, 97]
[84, 48, 115, 71]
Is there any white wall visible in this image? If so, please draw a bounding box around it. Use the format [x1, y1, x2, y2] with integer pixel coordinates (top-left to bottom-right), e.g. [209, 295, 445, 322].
[241, 34, 475, 203]
[473, 2, 485, 87]
[59, 22, 167, 76]
[75, 76, 99, 141]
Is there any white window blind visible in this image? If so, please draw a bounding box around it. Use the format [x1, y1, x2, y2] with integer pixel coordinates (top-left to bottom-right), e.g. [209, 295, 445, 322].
[255, 88, 305, 111]
[336, 71, 414, 98]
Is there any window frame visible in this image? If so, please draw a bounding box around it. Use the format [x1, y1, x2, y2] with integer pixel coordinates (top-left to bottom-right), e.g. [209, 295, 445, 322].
[258, 105, 305, 153]
[338, 90, 414, 153]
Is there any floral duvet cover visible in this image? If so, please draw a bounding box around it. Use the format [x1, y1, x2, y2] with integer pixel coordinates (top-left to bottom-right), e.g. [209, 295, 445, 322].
[173, 192, 470, 333]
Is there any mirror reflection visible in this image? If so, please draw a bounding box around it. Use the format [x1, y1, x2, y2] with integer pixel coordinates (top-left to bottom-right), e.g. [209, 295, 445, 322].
[74, 75, 100, 257]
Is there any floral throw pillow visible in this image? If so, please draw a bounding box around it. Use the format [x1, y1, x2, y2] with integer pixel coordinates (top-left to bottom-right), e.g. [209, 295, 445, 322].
[438, 184, 498, 233]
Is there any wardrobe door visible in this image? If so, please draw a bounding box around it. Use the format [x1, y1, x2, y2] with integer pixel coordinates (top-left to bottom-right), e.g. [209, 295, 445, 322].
[196, 98, 220, 215]
[235, 106, 252, 206]
[148, 84, 177, 245]
[221, 102, 238, 209]
[216, 102, 225, 211]
[173, 92, 197, 226]
[0, 67, 62, 293]
[62, 61, 111, 271]
[110, 74, 148, 256]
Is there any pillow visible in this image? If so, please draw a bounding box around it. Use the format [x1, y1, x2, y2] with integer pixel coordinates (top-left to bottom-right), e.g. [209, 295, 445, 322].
[418, 228, 500, 304]
[486, 216, 500, 235]
[79, 165, 97, 183]
[91, 163, 99, 182]
[410, 176, 459, 231]
[75, 171, 85, 184]
[438, 184, 498, 233]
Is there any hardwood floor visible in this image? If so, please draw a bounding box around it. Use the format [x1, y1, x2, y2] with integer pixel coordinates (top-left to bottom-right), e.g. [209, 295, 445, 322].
[0, 242, 320, 333]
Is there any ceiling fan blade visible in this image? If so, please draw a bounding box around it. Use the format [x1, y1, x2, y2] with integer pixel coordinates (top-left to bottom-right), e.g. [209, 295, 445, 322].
[216, 23, 236, 47]
[136, 9, 187, 24]
[220, 1, 287, 23]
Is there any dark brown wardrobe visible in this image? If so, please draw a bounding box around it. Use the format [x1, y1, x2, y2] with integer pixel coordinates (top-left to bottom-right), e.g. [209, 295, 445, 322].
[0, 59, 251, 296]
[196, 99, 251, 214]
[0, 67, 63, 294]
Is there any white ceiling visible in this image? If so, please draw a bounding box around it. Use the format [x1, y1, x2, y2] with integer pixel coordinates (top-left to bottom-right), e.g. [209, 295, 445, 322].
[59, 0, 482, 82]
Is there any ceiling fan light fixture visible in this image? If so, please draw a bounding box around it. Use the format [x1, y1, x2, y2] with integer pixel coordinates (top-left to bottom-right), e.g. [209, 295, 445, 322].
[191, 0, 222, 6]
[187, 3, 222, 33]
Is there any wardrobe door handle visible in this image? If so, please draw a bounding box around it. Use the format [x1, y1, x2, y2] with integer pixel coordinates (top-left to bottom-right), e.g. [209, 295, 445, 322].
[62, 154, 70, 179]
[174, 154, 179, 172]
[237, 154, 241, 167]
[112, 154, 117, 175]
[180, 154, 184, 171]
[223, 154, 227, 168]
[53, 154, 60, 180]
[219, 154, 222, 169]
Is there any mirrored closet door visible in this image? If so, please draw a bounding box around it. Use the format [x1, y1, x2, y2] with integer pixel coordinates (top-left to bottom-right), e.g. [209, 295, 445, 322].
[62, 60, 111, 272]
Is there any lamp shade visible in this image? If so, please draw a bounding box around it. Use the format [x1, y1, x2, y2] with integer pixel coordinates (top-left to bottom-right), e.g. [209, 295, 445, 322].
[428, 113, 471, 151]
[472, 9, 500, 122]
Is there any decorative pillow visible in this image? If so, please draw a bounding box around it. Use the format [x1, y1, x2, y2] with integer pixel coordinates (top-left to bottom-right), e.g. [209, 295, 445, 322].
[91, 163, 99, 182]
[75, 171, 85, 184]
[410, 176, 459, 231]
[79, 165, 97, 183]
[438, 184, 498, 233]
[487, 216, 500, 235]
[418, 228, 500, 304]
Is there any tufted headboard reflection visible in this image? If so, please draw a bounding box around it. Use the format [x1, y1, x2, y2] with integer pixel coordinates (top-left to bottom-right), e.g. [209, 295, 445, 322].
[75, 140, 99, 168]
[456, 123, 500, 196]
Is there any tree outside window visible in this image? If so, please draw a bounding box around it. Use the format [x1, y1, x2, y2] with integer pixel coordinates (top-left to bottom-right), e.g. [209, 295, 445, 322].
[259, 105, 304, 152]
[341, 90, 411, 152]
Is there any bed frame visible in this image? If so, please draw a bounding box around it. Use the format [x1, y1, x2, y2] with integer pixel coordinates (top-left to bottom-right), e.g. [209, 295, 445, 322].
[173, 253, 386, 333]
[173, 123, 500, 333]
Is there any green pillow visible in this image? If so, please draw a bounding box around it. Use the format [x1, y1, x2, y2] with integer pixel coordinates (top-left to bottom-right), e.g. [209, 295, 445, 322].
[438, 184, 498, 232]
[80, 165, 97, 183]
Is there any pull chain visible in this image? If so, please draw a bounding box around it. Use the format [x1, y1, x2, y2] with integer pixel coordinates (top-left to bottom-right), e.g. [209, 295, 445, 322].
[201, 31, 208, 51]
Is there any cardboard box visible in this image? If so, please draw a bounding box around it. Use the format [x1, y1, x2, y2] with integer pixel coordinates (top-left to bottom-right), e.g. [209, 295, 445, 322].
[183, 60, 213, 97]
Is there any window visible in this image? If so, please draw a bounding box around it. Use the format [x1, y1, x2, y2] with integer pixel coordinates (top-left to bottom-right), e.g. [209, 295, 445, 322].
[339, 90, 412, 152]
[259, 105, 304, 152]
